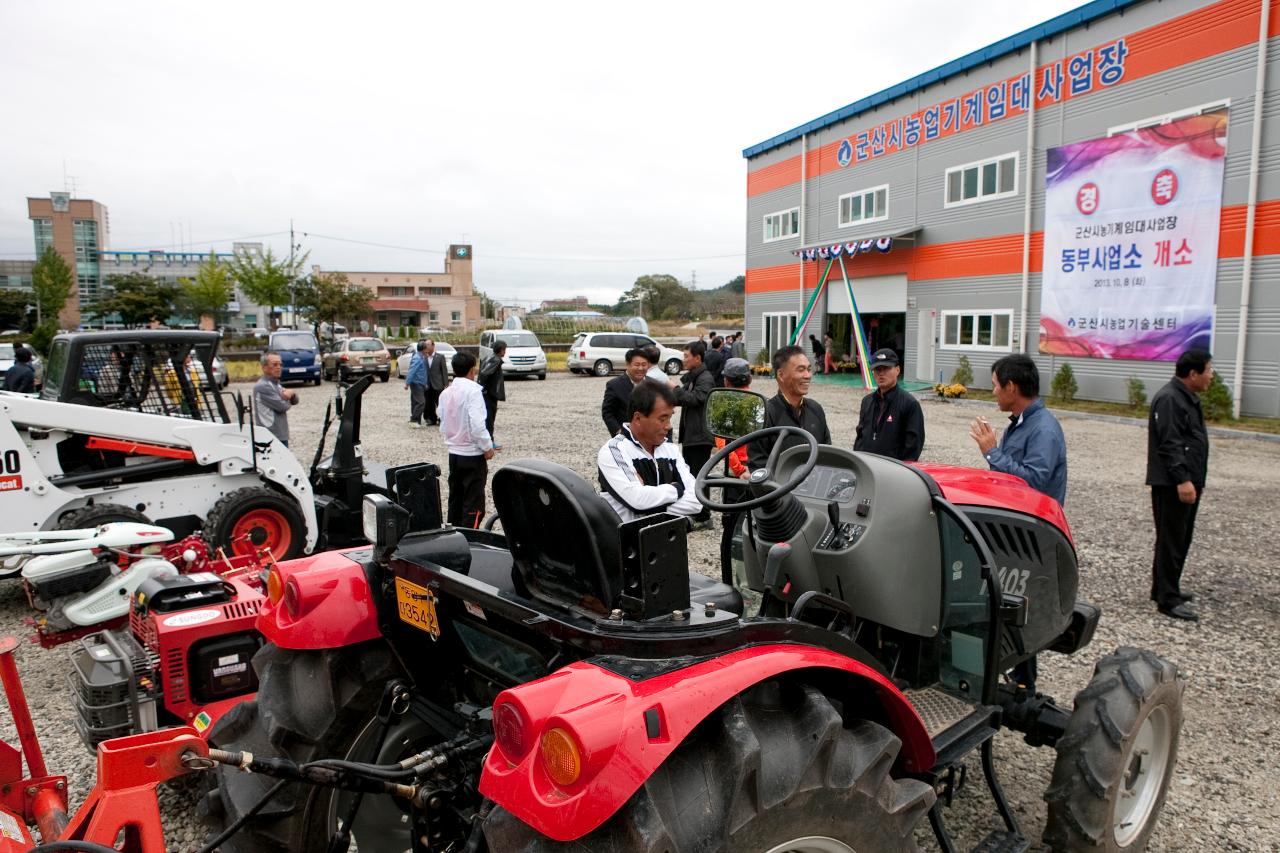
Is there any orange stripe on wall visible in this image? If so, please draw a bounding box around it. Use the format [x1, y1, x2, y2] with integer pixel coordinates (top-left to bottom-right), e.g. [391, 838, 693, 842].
[745, 200, 1280, 293]
[747, 0, 1276, 198]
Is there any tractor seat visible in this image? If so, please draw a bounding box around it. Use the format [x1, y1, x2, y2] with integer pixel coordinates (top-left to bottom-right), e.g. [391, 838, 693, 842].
[492, 460, 741, 616]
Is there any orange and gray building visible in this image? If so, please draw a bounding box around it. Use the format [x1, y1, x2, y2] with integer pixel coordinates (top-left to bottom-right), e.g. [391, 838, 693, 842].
[313, 244, 482, 334]
[744, 0, 1280, 416]
[27, 193, 110, 328]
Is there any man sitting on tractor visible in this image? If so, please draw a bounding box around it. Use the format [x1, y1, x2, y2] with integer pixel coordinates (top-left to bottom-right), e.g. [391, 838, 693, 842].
[597, 380, 702, 524]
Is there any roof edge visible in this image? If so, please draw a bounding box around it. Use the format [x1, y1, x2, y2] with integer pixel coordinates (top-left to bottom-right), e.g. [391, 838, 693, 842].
[742, 0, 1142, 160]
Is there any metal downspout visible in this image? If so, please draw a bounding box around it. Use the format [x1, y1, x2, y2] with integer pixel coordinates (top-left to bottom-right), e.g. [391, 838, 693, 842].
[799, 133, 808, 320]
[1020, 40, 1038, 354]
[1233, 0, 1270, 417]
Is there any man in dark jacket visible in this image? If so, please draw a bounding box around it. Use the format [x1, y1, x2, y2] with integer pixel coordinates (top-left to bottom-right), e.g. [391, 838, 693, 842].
[670, 340, 716, 526]
[602, 346, 656, 436]
[704, 335, 726, 387]
[748, 345, 831, 471]
[1146, 349, 1213, 621]
[854, 349, 924, 461]
[422, 340, 449, 425]
[809, 334, 826, 374]
[478, 340, 506, 441]
[3, 346, 36, 393]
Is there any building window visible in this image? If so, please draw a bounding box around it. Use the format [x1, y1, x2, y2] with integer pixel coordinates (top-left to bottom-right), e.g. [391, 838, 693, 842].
[762, 312, 798, 357]
[244, 314, 257, 325]
[1108, 101, 1230, 136]
[33, 219, 53, 255]
[428, 311, 439, 322]
[763, 208, 800, 243]
[451, 311, 461, 323]
[945, 153, 1018, 207]
[422, 287, 448, 296]
[838, 185, 888, 227]
[401, 313, 417, 326]
[941, 310, 1013, 351]
[389, 286, 412, 297]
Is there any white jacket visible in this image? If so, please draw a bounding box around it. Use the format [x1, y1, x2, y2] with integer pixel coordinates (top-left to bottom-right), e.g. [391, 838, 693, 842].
[439, 377, 493, 456]
[597, 425, 701, 523]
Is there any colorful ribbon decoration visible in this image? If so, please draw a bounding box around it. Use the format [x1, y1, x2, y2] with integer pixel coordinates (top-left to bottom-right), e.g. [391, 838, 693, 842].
[789, 257, 835, 347]
[838, 255, 874, 389]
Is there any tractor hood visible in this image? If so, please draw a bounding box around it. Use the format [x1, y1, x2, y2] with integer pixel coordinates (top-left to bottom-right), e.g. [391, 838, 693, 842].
[913, 462, 1072, 544]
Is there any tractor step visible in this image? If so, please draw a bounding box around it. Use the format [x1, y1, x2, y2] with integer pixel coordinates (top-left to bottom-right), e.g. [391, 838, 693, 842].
[971, 830, 1031, 853]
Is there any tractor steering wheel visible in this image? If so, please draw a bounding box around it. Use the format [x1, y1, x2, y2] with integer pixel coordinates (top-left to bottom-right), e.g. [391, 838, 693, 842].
[695, 426, 819, 512]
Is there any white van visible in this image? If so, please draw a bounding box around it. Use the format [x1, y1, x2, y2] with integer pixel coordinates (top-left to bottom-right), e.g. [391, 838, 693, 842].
[567, 332, 684, 377]
[478, 329, 547, 380]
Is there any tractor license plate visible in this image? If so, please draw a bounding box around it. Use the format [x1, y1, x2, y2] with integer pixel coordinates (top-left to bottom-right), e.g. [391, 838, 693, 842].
[395, 576, 440, 638]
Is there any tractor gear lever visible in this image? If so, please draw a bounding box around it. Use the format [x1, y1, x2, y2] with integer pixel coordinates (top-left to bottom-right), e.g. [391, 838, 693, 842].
[827, 501, 845, 549]
[762, 541, 792, 591]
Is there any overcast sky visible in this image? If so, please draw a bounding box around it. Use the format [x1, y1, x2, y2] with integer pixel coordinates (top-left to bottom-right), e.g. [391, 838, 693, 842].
[0, 1, 1084, 306]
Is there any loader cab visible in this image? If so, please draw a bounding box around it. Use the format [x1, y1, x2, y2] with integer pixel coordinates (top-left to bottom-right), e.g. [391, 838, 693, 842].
[40, 330, 229, 423]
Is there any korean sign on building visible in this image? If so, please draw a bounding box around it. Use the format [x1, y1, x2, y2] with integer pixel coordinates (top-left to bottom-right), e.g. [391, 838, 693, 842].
[1039, 112, 1225, 360]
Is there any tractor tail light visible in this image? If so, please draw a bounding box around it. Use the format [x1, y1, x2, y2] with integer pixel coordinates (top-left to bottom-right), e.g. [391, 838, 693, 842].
[265, 567, 285, 605]
[494, 702, 531, 761]
[282, 577, 302, 618]
[539, 727, 582, 787]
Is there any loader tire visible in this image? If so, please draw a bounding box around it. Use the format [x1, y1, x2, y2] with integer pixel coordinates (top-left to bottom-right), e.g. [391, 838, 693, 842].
[57, 503, 149, 530]
[1043, 647, 1184, 852]
[484, 678, 935, 852]
[204, 641, 424, 853]
[203, 486, 306, 561]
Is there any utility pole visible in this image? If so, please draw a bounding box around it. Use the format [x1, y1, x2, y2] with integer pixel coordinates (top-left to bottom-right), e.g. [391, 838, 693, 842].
[288, 219, 296, 329]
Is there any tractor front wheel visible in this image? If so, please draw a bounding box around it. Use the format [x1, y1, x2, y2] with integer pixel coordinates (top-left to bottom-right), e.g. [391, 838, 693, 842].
[204, 641, 426, 853]
[1044, 647, 1184, 852]
[203, 487, 306, 561]
[484, 679, 935, 851]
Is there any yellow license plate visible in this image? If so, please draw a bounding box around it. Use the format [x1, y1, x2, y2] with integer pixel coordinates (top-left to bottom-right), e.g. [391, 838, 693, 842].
[395, 576, 440, 638]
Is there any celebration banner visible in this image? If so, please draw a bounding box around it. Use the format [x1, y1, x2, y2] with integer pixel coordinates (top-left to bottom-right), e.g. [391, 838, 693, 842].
[1039, 112, 1225, 360]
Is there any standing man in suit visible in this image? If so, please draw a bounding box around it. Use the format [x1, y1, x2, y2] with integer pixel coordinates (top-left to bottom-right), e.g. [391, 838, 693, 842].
[704, 335, 726, 387]
[602, 346, 657, 436]
[422, 339, 449, 426]
[478, 340, 507, 441]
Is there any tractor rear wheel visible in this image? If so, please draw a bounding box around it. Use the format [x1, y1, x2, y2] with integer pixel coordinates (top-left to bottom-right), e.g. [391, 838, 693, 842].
[1043, 647, 1183, 852]
[483, 679, 934, 851]
[203, 486, 306, 561]
[204, 641, 426, 853]
[57, 503, 149, 530]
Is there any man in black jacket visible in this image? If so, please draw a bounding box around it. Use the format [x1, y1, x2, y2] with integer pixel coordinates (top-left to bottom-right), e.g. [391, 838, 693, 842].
[1146, 348, 1213, 621]
[478, 340, 506, 441]
[748, 345, 831, 471]
[3, 346, 36, 393]
[601, 346, 656, 436]
[854, 348, 924, 461]
[704, 335, 726, 387]
[422, 340, 449, 425]
[671, 340, 716, 527]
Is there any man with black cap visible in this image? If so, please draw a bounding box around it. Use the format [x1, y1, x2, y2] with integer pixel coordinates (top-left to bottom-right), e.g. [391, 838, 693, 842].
[854, 348, 924, 461]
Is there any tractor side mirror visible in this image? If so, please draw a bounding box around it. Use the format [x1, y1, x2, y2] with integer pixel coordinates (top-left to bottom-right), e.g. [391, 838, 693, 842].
[706, 388, 766, 441]
[363, 494, 411, 561]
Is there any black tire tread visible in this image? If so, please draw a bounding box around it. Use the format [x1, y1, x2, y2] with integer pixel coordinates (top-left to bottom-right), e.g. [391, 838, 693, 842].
[484, 680, 934, 852]
[1043, 646, 1184, 852]
[57, 503, 150, 529]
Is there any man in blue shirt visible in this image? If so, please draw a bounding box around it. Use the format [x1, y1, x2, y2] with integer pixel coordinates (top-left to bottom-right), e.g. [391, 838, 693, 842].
[968, 354, 1067, 506]
[404, 341, 428, 427]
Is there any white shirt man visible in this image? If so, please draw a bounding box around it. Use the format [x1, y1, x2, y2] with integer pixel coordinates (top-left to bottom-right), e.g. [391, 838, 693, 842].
[438, 353, 496, 527]
[597, 381, 701, 523]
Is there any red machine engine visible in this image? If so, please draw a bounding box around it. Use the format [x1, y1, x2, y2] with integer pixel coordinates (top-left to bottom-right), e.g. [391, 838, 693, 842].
[67, 571, 265, 749]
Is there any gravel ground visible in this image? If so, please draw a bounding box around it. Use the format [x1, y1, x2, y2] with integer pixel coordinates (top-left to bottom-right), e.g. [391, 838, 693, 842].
[2, 372, 1277, 851]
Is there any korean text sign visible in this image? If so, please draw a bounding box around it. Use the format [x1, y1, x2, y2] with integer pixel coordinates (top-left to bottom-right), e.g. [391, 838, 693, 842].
[1039, 113, 1225, 360]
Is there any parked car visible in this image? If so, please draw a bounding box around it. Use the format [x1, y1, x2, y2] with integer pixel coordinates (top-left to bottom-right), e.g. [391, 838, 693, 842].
[567, 331, 684, 377]
[268, 330, 322, 385]
[394, 341, 456, 379]
[211, 355, 229, 389]
[322, 337, 392, 382]
[0, 342, 42, 389]
[478, 329, 547, 380]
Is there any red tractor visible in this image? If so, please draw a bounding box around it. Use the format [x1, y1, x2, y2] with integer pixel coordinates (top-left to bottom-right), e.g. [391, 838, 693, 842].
[205, 389, 1184, 853]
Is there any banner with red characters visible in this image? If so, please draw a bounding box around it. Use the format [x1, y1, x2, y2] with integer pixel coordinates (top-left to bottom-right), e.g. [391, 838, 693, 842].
[1039, 112, 1226, 360]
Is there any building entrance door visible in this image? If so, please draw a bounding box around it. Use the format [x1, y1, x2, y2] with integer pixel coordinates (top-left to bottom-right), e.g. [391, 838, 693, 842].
[916, 309, 936, 382]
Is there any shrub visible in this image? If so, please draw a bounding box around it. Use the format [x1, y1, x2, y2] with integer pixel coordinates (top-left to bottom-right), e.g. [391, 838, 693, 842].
[1051, 362, 1078, 403]
[950, 355, 973, 387]
[1202, 370, 1234, 421]
[28, 320, 58, 357]
[1126, 376, 1147, 409]
[754, 348, 770, 366]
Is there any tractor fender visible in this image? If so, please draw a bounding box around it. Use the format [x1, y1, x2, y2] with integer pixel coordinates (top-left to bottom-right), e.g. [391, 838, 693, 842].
[479, 643, 935, 842]
[255, 549, 381, 649]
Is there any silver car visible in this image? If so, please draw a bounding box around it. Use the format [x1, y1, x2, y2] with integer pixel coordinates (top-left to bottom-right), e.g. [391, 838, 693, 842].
[395, 341, 456, 379]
